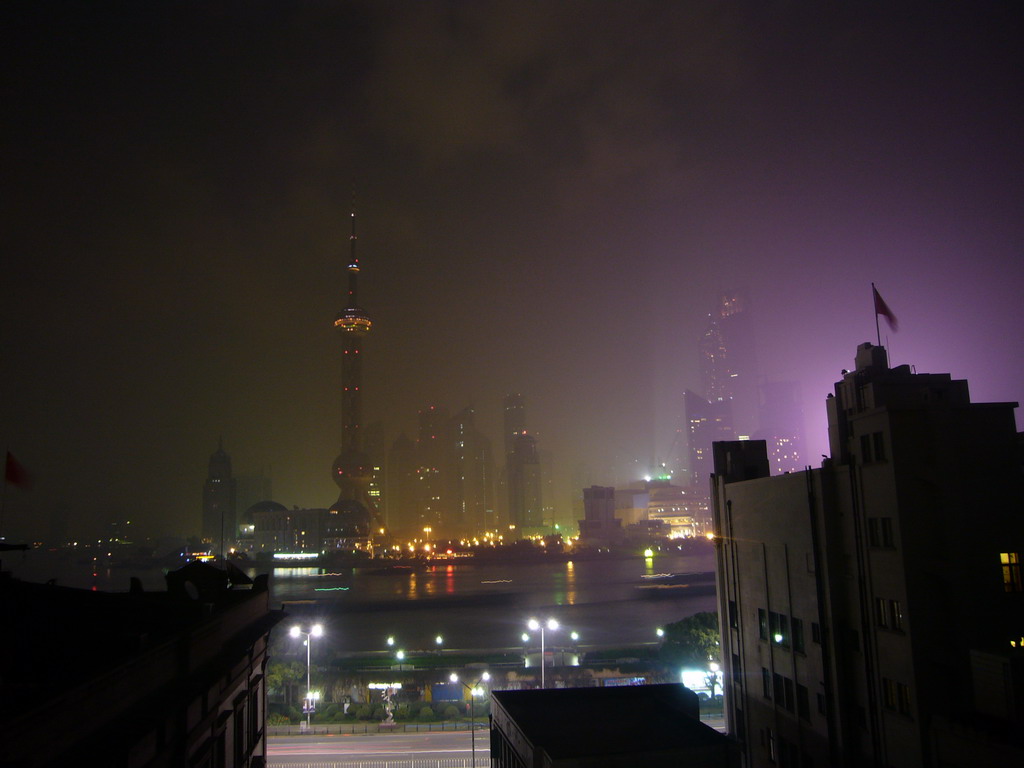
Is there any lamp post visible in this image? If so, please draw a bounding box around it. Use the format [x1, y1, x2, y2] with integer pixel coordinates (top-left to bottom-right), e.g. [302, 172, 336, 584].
[289, 623, 324, 729]
[450, 671, 490, 768]
[527, 617, 558, 688]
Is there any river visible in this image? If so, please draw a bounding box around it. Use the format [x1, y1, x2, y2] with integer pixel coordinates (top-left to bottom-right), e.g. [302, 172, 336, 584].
[3, 546, 718, 653]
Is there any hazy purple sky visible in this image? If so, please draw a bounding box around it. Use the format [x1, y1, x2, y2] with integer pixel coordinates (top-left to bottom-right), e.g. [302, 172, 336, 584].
[3, 1, 1022, 540]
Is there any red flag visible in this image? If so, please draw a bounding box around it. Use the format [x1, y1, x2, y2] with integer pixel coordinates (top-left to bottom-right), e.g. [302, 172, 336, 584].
[873, 285, 898, 332]
[5, 452, 31, 489]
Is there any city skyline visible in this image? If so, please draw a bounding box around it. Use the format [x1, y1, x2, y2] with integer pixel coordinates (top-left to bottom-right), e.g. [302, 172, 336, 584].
[2, 2, 1023, 540]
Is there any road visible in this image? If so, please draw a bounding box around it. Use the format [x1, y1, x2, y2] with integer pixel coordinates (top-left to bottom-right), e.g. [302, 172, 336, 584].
[268, 731, 488, 767]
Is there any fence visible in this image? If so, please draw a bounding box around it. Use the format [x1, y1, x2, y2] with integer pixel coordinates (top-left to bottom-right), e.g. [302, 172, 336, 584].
[268, 721, 486, 737]
[273, 761, 473, 768]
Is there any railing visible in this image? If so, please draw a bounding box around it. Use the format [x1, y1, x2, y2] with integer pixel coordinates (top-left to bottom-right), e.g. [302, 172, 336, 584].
[275, 761, 474, 768]
[268, 721, 487, 737]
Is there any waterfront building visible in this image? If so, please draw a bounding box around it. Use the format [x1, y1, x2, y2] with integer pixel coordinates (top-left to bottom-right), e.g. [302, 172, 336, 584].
[384, 432, 418, 536]
[202, 438, 237, 554]
[415, 404, 452, 535]
[577, 485, 624, 547]
[450, 407, 496, 535]
[507, 431, 543, 534]
[712, 343, 1024, 767]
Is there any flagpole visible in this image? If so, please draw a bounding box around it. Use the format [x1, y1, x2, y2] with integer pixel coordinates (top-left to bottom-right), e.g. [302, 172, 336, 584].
[872, 282, 881, 347]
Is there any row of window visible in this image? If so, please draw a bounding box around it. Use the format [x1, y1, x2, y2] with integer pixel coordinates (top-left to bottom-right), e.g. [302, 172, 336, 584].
[761, 668, 812, 721]
[874, 597, 904, 632]
[757, 608, 813, 654]
[867, 517, 895, 548]
[765, 727, 813, 767]
[859, 431, 886, 463]
[882, 677, 912, 717]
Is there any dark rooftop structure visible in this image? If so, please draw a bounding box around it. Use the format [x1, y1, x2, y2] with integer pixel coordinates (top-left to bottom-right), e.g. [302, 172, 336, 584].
[490, 683, 739, 767]
[0, 561, 283, 768]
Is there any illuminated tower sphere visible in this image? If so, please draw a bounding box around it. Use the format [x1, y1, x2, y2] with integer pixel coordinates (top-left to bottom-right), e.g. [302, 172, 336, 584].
[330, 210, 379, 540]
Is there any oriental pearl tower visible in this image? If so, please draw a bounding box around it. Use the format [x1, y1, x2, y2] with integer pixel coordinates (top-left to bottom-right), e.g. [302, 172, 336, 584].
[329, 209, 381, 544]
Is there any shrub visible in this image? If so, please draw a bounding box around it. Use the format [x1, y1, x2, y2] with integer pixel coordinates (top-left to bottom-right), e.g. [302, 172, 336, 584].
[267, 713, 291, 725]
[394, 703, 411, 720]
[355, 704, 373, 720]
[371, 704, 386, 720]
[417, 705, 435, 721]
[442, 704, 460, 721]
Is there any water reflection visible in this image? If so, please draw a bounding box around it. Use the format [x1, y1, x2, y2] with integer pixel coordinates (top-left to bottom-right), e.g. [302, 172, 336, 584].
[566, 560, 577, 605]
[273, 567, 321, 579]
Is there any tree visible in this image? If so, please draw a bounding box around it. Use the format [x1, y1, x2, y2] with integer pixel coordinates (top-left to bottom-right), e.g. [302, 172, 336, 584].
[266, 661, 306, 704]
[659, 611, 720, 668]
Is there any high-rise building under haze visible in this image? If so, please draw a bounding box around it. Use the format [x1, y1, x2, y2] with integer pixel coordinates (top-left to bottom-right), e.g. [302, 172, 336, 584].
[451, 407, 496, 535]
[503, 394, 544, 535]
[508, 432, 543, 533]
[503, 394, 527, 457]
[416, 405, 451, 535]
[699, 291, 760, 439]
[385, 433, 417, 536]
[202, 438, 237, 554]
[684, 390, 735, 489]
[755, 380, 807, 474]
[328, 209, 379, 544]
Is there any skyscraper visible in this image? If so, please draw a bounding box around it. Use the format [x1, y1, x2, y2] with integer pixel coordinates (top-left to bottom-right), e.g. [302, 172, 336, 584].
[201, 438, 236, 555]
[415, 404, 451, 535]
[384, 432, 417, 536]
[451, 407, 496, 535]
[684, 389, 735, 488]
[699, 291, 760, 438]
[508, 432, 543, 533]
[755, 380, 807, 475]
[503, 394, 527, 457]
[329, 209, 379, 543]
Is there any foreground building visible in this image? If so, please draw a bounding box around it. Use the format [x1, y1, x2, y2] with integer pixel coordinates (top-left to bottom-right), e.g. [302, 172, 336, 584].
[712, 342, 1024, 767]
[0, 563, 283, 767]
[490, 684, 739, 767]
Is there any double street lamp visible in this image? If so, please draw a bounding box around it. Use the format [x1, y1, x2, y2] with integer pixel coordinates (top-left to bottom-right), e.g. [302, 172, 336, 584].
[289, 623, 324, 728]
[449, 671, 491, 768]
[526, 617, 558, 689]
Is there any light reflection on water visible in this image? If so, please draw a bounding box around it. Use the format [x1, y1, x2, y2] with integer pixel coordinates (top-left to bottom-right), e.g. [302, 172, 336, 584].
[8, 548, 717, 652]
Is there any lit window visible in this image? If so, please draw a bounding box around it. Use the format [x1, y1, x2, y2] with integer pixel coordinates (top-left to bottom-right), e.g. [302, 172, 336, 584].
[889, 600, 904, 631]
[1001, 553, 1022, 592]
[875, 597, 888, 628]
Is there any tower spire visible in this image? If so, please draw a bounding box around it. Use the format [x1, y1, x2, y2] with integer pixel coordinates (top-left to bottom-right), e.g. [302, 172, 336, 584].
[330, 196, 380, 544]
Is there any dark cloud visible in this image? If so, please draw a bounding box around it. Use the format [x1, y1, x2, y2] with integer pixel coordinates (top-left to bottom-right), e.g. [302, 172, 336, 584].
[2, 1, 1022, 539]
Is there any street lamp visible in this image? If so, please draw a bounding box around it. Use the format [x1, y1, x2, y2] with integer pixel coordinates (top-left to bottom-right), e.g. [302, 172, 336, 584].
[526, 617, 558, 689]
[289, 623, 324, 729]
[450, 671, 491, 768]
[435, 634, 444, 653]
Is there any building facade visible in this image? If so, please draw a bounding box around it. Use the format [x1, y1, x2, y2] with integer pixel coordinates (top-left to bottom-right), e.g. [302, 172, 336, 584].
[712, 343, 1024, 767]
[1, 563, 282, 767]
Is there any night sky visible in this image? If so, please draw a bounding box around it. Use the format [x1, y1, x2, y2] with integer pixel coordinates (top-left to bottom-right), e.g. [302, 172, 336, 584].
[3, 2, 1022, 541]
